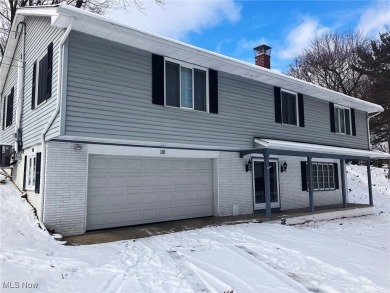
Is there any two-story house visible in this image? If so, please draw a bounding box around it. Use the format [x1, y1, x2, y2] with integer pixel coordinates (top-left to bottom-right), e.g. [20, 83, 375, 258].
[1, 5, 389, 236]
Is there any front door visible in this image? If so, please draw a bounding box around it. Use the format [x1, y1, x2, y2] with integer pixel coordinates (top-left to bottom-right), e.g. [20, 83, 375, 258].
[253, 159, 280, 210]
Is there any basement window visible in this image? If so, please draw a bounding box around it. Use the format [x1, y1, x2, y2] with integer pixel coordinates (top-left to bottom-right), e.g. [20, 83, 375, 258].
[26, 155, 36, 190]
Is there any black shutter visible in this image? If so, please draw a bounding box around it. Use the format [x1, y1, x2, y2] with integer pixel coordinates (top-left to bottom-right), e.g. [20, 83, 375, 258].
[6, 87, 14, 127]
[23, 155, 27, 191]
[298, 93, 305, 127]
[351, 108, 356, 136]
[38, 56, 48, 105]
[209, 69, 218, 114]
[334, 163, 339, 189]
[329, 102, 335, 132]
[31, 62, 36, 110]
[301, 161, 308, 191]
[35, 152, 42, 194]
[152, 54, 165, 106]
[274, 87, 281, 123]
[46, 43, 53, 99]
[2, 97, 5, 130]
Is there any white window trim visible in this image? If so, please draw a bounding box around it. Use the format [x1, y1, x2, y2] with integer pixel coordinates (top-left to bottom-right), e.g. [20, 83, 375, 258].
[280, 88, 299, 127]
[334, 104, 352, 135]
[164, 57, 209, 113]
[25, 155, 36, 191]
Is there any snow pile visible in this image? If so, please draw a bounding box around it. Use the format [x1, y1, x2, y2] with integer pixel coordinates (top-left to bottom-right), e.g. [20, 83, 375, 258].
[1, 171, 390, 292]
[347, 164, 390, 213]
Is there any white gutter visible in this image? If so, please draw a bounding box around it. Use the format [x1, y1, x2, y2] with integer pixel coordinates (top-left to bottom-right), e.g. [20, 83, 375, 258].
[40, 18, 73, 222]
[367, 111, 382, 150]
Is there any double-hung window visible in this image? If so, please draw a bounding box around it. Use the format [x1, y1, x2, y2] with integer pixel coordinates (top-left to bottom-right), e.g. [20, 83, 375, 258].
[334, 105, 352, 135]
[31, 43, 53, 110]
[2, 87, 14, 129]
[165, 59, 208, 112]
[26, 155, 37, 190]
[281, 89, 298, 126]
[312, 162, 335, 191]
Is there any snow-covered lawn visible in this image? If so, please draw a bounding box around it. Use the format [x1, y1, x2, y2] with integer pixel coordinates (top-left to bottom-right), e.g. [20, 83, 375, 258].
[0, 164, 389, 293]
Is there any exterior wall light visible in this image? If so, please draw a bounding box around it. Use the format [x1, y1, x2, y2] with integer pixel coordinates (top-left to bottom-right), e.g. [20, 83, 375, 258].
[246, 159, 252, 172]
[74, 144, 83, 151]
[281, 161, 288, 172]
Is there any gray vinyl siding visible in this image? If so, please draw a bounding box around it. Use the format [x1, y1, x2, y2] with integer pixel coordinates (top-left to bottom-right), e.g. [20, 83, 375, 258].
[65, 31, 369, 150]
[0, 29, 21, 145]
[22, 17, 63, 147]
[0, 17, 63, 149]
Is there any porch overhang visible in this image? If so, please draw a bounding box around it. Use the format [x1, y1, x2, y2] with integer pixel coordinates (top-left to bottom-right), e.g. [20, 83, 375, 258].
[240, 138, 390, 160]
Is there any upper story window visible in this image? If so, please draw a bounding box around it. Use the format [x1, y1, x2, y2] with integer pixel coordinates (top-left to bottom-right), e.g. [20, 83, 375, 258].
[165, 59, 208, 112]
[31, 43, 53, 110]
[329, 102, 356, 136]
[2, 87, 14, 130]
[334, 105, 351, 135]
[274, 87, 305, 127]
[281, 89, 298, 126]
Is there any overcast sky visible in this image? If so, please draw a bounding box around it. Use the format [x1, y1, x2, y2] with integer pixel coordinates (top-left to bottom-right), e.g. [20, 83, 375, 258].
[107, 0, 390, 73]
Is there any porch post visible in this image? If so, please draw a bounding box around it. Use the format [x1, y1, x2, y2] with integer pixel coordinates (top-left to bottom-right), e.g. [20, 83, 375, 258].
[264, 151, 271, 219]
[307, 157, 314, 213]
[367, 160, 373, 205]
[340, 159, 347, 208]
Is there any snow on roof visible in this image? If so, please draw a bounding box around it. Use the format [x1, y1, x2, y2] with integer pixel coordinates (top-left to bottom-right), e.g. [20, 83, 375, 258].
[0, 4, 384, 114]
[254, 138, 390, 159]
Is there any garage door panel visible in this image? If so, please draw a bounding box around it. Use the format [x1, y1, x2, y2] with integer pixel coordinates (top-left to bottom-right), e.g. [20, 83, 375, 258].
[87, 195, 107, 209]
[89, 175, 107, 188]
[109, 158, 127, 170]
[126, 210, 142, 222]
[108, 193, 125, 206]
[159, 190, 173, 202]
[144, 159, 158, 170]
[87, 155, 214, 230]
[126, 192, 143, 205]
[127, 176, 142, 187]
[144, 175, 158, 187]
[127, 159, 142, 170]
[89, 158, 107, 169]
[108, 212, 126, 225]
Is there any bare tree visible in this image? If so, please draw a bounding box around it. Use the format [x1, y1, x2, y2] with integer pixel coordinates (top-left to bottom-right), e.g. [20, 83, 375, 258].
[286, 30, 370, 99]
[0, 0, 164, 57]
[353, 29, 390, 172]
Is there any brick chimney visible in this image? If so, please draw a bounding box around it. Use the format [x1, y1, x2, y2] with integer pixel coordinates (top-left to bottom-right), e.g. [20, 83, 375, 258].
[254, 44, 271, 69]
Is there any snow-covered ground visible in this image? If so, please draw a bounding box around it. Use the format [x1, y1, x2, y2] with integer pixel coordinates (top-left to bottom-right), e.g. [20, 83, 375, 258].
[0, 164, 389, 293]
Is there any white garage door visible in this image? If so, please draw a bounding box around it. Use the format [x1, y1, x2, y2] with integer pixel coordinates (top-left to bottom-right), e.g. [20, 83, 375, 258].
[87, 155, 214, 230]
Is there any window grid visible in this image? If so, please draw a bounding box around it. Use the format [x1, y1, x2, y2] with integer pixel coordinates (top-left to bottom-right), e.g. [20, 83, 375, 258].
[309, 162, 336, 191]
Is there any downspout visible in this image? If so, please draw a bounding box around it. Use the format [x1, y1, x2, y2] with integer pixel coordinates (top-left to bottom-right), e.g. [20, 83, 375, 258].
[367, 111, 381, 150]
[15, 21, 26, 158]
[40, 19, 74, 222]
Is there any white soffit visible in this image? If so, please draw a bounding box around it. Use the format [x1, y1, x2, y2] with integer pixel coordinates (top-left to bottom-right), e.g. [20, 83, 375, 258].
[0, 5, 384, 114]
[254, 138, 390, 159]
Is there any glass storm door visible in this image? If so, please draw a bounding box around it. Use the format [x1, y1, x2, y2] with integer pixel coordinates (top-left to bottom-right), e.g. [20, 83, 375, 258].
[253, 160, 280, 210]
